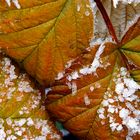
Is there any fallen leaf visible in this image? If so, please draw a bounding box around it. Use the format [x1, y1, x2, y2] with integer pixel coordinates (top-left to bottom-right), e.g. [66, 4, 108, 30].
[0, 0, 93, 86]
[94, 0, 140, 40]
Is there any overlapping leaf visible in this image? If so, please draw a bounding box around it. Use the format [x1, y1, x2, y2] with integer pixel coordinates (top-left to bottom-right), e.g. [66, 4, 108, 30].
[94, 0, 140, 40]
[0, 54, 61, 139]
[0, 0, 93, 86]
[46, 17, 140, 139]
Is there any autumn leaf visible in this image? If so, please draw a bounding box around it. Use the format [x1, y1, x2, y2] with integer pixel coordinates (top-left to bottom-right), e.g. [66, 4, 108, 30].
[45, 17, 140, 139]
[0, 0, 93, 86]
[0, 54, 61, 139]
[94, 0, 140, 40]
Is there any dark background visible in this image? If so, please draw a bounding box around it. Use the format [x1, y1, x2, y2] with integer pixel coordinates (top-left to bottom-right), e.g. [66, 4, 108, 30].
[63, 134, 79, 140]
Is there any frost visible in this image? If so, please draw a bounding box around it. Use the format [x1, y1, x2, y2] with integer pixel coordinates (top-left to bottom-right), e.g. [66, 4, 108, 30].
[89, 0, 97, 45]
[77, 4, 81, 12]
[84, 94, 91, 105]
[45, 88, 52, 96]
[97, 67, 140, 138]
[5, 0, 21, 9]
[55, 72, 64, 80]
[14, 119, 26, 127]
[90, 43, 106, 72]
[0, 129, 6, 140]
[18, 80, 34, 93]
[0, 56, 61, 139]
[115, 83, 124, 94]
[71, 82, 77, 95]
[126, 118, 139, 129]
[119, 108, 130, 118]
[121, 14, 140, 39]
[90, 86, 94, 92]
[113, 0, 140, 8]
[0, 118, 61, 139]
[27, 118, 34, 126]
[116, 124, 123, 131]
[85, 10, 90, 16]
[80, 41, 106, 76]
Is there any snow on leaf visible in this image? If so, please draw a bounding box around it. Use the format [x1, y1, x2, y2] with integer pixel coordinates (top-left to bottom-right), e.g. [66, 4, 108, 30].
[0, 0, 93, 86]
[4, 0, 21, 9]
[45, 19, 140, 140]
[0, 54, 61, 140]
[112, 0, 140, 8]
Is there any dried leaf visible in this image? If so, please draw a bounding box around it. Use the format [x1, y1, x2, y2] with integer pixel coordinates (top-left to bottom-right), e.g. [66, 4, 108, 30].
[0, 0, 93, 86]
[94, 0, 140, 40]
[46, 18, 140, 140]
[0, 54, 61, 139]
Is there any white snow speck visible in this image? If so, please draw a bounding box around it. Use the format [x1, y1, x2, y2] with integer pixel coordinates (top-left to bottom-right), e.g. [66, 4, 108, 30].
[5, 0, 21, 9]
[84, 94, 91, 105]
[113, 0, 139, 8]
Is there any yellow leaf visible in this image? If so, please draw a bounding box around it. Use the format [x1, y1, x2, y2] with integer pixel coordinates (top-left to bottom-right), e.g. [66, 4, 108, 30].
[0, 54, 61, 139]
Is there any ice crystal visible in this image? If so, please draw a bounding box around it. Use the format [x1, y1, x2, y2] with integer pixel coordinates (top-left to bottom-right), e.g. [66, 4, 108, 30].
[5, 0, 21, 9]
[97, 67, 140, 139]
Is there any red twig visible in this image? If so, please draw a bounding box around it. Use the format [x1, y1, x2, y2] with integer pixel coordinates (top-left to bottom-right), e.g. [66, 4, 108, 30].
[94, 0, 120, 45]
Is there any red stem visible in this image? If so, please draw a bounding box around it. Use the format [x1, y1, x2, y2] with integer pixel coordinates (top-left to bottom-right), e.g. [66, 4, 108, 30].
[94, 0, 120, 45]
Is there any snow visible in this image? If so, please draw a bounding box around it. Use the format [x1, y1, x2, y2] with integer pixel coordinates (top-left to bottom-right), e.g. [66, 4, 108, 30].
[99, 114, 105, 119]
[5, 0, 21, 9]
[102, 100, 109, 107]
[127, 118, 139, 129]
[90, 86, 94, 91]
[45, 88, 52, 96]
[0, 129, 6, 140]
[115, 83, 124, 94]
[14, 119, 26, 127]
[79, 41, 106, 76]
[85, 10, 90, 16]
[18, 80, 34, 93]
[113, 0, 140, 8]
[121, 14, 140, 39]
[55, 72, 64, 80]
[89, 0, 97, 45]
[97, 67, 140, 139]
[84, 94, 91, 105]
[108, 106, 115, 113]
[119, 108, 130, 118]
[110, 123, 119, 131]
[15, 130, 22, 136]
[116, 124, 123, 131]
[27, 118, 34, 126]
[0, 56, 61, 139]
[77, 4, 81, 12]
[71, 82, 77, 95]
[0, 117, 61, 139]
[70, 71, 79, 80]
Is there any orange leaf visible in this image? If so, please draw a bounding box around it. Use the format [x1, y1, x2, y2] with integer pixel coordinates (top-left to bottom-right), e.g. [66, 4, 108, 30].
[0, 0, 93, 86]
[46, 18, 140, 140]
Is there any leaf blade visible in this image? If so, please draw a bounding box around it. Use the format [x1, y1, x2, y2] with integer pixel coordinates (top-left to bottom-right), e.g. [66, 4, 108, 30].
[0, 0, 94, 85]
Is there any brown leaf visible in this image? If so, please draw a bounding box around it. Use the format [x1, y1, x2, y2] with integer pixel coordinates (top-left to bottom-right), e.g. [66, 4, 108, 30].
[0, 0, 93, 86]
[94, 0, 140, 40]
[46, 19, 140, 140]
